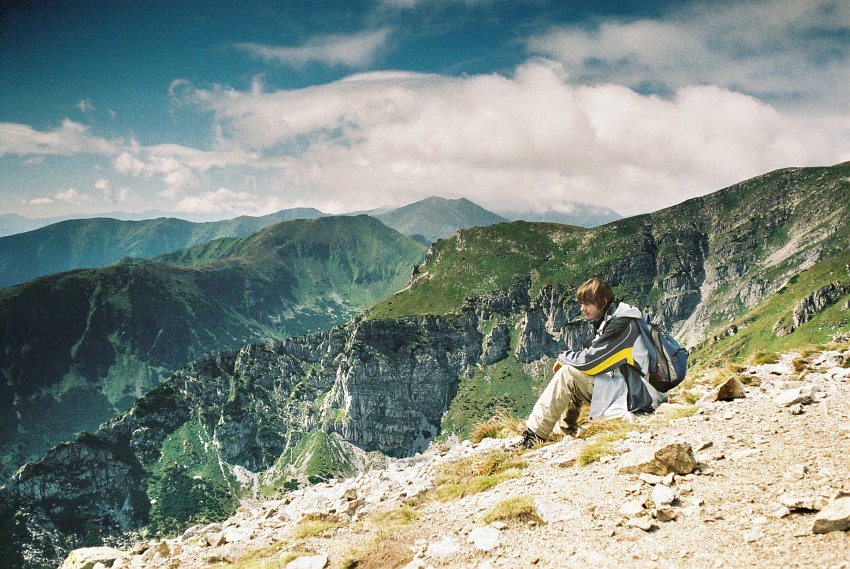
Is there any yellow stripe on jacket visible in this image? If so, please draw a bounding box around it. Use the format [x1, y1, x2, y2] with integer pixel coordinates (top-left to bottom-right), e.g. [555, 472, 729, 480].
[582, 347, 634, 376]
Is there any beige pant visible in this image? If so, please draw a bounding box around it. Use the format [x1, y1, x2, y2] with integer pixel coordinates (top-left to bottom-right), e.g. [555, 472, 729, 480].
[526, 365, 595, 439]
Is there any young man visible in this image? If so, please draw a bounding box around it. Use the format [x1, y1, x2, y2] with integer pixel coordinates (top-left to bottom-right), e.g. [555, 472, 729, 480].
[518, 278, 666, 448]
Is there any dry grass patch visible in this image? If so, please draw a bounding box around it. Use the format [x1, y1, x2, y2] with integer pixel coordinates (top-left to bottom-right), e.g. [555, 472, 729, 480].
[211, 542, 313, 569]
[470, 414, 523, 443]
[577, 418, 641, 466]
[339, 534, 415, 569]
[433, 451, 525, 501]
[651, 404, 699, 424]
[291, 514, 340, 540]
[339, 507, 421, 569]
[483, 495, 544, 525]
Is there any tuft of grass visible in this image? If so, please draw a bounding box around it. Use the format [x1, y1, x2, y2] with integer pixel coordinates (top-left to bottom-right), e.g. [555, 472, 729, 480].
[577, 439, 615, 466]
[339, 506, 420, 569]
[750, 350, 779, 365]
[576, 418, 641, 466]
[291, 515, 338, 540]
[651, 404, 699, 425]
[433, 451, 526, 501]
[483, 495, 543, 525]
[470, 414, 523, 443]
[791, 357, 809, 374]
[209, 543, 314, 569]
[372, 505, 420, 527]
[339, 534, 415, 569]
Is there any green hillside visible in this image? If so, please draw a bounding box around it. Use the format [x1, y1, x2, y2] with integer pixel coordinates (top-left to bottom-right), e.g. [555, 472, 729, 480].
[370, 164, 850, 326]
[0, 215, 426, 479]
[0, 208, 326, 288]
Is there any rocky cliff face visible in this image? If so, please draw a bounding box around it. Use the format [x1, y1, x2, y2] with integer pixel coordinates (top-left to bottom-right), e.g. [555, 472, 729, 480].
[0, 303, 497, 567]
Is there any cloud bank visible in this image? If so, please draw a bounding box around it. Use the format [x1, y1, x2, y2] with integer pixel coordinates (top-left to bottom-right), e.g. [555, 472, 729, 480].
[527, 0, 850, 115]
[235, 28, 392, 69]
[170, 61, 848, 216]
[5, 0, 850, 218]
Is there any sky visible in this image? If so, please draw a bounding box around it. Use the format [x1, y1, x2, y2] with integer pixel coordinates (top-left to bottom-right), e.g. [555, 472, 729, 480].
[1, 0, 849, 220]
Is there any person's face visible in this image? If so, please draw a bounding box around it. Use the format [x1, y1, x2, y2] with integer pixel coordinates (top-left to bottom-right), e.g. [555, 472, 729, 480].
[580, 302, 604, 321]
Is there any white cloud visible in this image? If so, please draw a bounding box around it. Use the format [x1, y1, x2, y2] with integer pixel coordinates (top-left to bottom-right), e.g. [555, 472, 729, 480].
[77, 99, 95, 113]
[235, 28, 392, 69]
[114, 151, 199, 195]
[0, 119, 117, 157]
[112, 144, 259, 198]
[95, 178, 132, 204]
[55, 188, 87, 205]
[27, 188, 88, 207]
[174, 61, 850, 216]
[527, 0, 850, 115]
[174, 188, 281, 215]
[28, 197, 54, 206]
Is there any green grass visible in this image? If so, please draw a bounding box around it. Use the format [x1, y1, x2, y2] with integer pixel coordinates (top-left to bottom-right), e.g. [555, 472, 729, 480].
[483, 495, 544, 525]
[260, 431, 357, 495]
[432, 451, 526, 501]
[292, 515, 338, 540]
[577, 418, 642, 466]
[440, 356, 547, 441]
[689, 249, 850, 370]
[145, 420, 240, 535]
[367, 220, 638, 319]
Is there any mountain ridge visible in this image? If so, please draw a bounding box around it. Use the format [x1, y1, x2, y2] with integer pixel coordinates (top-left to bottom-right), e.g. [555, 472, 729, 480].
[0, 196, 619, 289]
[0, 215, 426, 480]
[0, 208, 326, 289]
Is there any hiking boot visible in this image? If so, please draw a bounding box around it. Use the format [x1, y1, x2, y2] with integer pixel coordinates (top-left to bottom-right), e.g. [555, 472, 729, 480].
[516, 428, 546, 449]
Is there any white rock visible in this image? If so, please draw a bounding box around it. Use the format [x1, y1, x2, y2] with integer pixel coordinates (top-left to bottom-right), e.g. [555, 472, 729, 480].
[774, 385, 815, 407]
[639, 473, 663, 485]
[61, 548, 126, 569]
[625, 516, 657, 531]
[468, 526, 500, 551]
[744, 525, 763, 542]
[286, 554, 328, 569]
[425, 536, 460, 558]
[534, 498, 578, 523]
[652, 485, 676, 509]
[620, 500, 645, 518]
[223, 526, 253, 543]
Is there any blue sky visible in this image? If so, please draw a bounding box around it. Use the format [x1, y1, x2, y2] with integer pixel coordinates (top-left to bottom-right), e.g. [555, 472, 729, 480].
[2, 0, 849, 220]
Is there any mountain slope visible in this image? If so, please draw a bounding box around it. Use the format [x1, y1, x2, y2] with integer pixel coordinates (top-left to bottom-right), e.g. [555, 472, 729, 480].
[372, 196, 507, 243]
[0, 208, 326, 289]
[0, 215, 426, 479]
[3, 164, 850, 567]
[370, 164, 850, 343]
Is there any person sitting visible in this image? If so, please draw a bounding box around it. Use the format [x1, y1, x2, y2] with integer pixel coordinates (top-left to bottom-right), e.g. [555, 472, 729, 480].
[518, 277, 666, 448]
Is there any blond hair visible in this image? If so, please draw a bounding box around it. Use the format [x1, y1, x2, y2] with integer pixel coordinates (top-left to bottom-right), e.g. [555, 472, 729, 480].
[576, 278, 614, 310]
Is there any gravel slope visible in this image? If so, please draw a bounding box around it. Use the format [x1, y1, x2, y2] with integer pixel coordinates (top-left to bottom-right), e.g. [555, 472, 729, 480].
[62, 348, 850, 569]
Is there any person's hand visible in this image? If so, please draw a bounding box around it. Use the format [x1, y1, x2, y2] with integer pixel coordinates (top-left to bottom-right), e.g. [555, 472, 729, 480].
[553, 360, 562, 373]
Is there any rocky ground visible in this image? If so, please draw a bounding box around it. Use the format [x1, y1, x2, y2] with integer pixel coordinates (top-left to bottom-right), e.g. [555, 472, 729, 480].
[63, 347, 850, 569]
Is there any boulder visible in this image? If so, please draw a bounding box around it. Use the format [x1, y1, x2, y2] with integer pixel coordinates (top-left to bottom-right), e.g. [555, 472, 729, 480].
[618, 443, 697, 476]
[812, 497, 850, 534]
[468, 526, 500, 551]
[60, 547, 126, 569]
[713, 376, 747, 401]
[775, 385, 815, 407]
